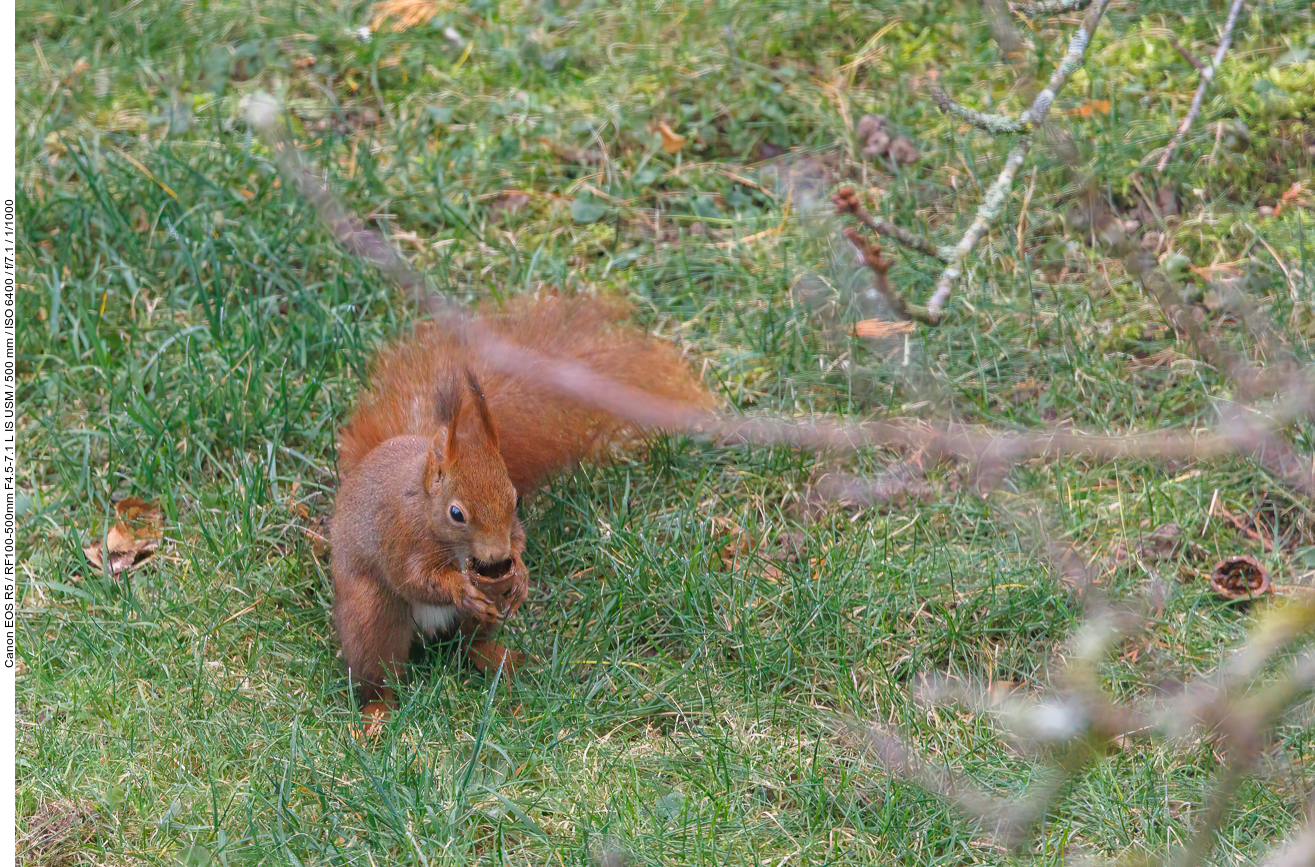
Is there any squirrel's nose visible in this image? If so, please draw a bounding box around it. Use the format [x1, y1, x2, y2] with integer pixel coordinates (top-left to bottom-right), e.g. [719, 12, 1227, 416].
[472, 557, 514, 579]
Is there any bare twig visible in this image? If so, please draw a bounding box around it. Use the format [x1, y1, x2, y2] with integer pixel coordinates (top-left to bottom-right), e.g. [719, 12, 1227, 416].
[1258, 819, 1315, 867]
[250, 88, 1315, 867]
[929, 85, 1026, 134]
[841, 226, 940, 324]
[1121, 244, 1315, 492]
[926, 0, 1114, 318]
[247, 92, 1315, 508]
[851, 590, 1315, 861]
[1167, 33, 1207, 72]
[1155, 0, 1248, 173]
[832, 186, 949, 263]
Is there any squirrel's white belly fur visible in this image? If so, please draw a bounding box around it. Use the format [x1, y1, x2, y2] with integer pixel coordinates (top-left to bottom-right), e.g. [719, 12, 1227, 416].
[412, 604, 460, 637]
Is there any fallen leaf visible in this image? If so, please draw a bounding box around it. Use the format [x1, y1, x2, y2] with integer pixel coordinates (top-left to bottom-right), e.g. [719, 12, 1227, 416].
[83, 497, 162, 577]
[1139, 522, 1183, 560]
[717, 524, 754, 570]
[369, 0, 439, 32]
[656, 121, 686, 154]
[886, 135, 920, 165]
[488, 190, 532, 219]
[114, 496, 160, 524]
[1273, 180, 1312, 218]
[304, 516, 332, 556]
[1063, 99, 1111, 117]
[286, 484, 311, 520]
[853, 318, 916, 339]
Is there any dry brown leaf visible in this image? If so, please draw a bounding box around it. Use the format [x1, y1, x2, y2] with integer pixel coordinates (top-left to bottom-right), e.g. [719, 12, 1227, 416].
[717, 524, 753, 570]
[853, 319, 916, 339]
[488, 190, 532, 219]
[1063, 100, 1111, 117]
[370, 0, 440, 32]
[83, 497, 162, 577]
[885, 135, 920, 165]
[286, 485, 311, 520]
[114, 496, 161, 525]
[18, 800, 103, 867]
[656, 121, 687, 155]
[540, 136, 604, 166]
[1273, 180, 1312, 218]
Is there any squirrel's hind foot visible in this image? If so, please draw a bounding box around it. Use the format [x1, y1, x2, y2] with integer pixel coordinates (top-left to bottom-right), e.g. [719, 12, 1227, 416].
[466, 640, 526, 677]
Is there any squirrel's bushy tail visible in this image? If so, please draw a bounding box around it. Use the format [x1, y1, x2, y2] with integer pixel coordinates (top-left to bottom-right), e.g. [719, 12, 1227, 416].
[337, 295, 713, 491]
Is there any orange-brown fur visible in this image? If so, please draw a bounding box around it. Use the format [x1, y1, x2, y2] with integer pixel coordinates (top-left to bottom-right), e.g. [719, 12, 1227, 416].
[330, 295, 711, 728]
[337, 295, 713, 492]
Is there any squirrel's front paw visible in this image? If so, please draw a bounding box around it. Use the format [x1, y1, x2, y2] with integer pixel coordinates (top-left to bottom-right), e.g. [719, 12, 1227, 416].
[466, 556, 529, 620]
[499, 558, 529, 618]
[455, 576, 505, 622]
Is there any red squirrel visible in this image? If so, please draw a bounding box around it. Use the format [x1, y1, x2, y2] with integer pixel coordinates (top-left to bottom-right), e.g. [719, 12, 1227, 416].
[330, 295, 711, 728]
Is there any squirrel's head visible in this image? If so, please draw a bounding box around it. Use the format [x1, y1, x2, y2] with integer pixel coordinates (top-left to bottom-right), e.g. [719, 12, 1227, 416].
[422, 370, 520, 574]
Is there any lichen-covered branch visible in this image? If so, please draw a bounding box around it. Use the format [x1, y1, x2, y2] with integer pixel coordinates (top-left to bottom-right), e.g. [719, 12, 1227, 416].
[1011, 0, 1092, 19]
[1155, 0, 1248, 172]
[925, 0, 1114, 318]
[929, 86, 1025, 134]
[924, 135, 1034, 316]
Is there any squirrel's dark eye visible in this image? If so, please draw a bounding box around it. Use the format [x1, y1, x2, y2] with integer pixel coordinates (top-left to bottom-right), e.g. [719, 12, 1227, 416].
[448, 505, 466, 524]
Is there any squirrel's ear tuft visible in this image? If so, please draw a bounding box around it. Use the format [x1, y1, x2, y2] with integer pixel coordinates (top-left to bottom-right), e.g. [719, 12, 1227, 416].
[464, 369, 499, 449]
[424, 426, 456, 488]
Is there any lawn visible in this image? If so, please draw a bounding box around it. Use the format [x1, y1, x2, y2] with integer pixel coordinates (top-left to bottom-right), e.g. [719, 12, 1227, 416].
[14, 0, 1315, 864]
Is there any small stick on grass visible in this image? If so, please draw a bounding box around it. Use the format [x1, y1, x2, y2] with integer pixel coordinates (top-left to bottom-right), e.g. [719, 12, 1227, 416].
[832, 186, 949, 263]
[1155, 0, 1248, 173]
[841, 226, 939, 325]
[1167, 33, 1207, 72]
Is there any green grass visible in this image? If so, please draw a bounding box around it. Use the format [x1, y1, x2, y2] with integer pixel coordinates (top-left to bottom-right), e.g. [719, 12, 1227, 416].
[15, 0, 1315, 864]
